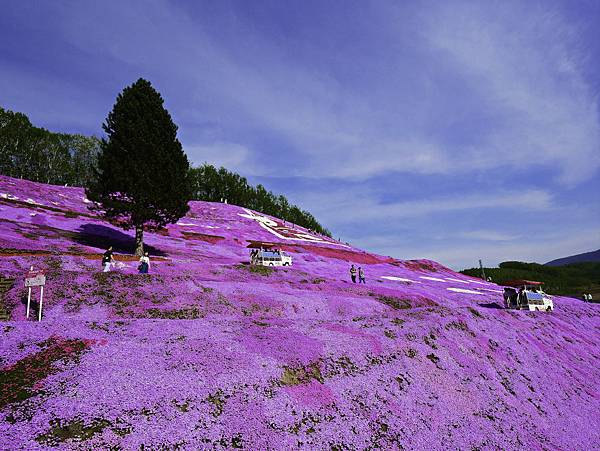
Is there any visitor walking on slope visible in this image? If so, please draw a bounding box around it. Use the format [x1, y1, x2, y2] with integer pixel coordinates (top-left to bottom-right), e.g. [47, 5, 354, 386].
[102, 246, 115, 272]
[350, 265, 357, 283]
[358, 267, 366, 284]
[139, 252, 150, 274]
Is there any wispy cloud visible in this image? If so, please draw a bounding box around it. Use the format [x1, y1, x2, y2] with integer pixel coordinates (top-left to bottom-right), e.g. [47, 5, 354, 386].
[185, 142, 262, 176]
[353, 226, 600, 270]
[458, 230, 520, 242]
[419, 1, 600, 184]
[47, 0, 600, 183]
[296, 188, 553, 226]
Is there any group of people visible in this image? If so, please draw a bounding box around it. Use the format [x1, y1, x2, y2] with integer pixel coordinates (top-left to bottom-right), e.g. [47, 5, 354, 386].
[249, 248, 282, 264]
[582, 293, 594, 302]
[349, 264, 366, 284]
[102, 246, 151, 274]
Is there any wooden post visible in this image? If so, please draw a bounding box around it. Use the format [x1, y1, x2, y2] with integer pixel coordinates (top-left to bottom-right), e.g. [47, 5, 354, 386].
[38, 286, 44, 322]
[26, 287, 31, 318]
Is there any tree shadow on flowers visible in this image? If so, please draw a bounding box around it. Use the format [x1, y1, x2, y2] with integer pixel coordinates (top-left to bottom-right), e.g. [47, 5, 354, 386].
[478, 302, 504, 309]
[72, 223, 167, 256]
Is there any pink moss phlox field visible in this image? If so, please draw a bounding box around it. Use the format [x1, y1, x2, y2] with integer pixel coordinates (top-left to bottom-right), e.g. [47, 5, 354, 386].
[1, 175, 600, 449]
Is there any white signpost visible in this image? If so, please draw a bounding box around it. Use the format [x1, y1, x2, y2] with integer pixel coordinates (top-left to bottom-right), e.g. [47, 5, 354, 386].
[25, 267, 46, 321]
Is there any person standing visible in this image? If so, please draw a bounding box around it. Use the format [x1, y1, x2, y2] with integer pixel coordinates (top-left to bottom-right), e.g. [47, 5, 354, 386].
[139, 252, 150, 274]
[102, 246, 114, 272]
[350, 265, 357, 283]
[358, 267, 366, 284]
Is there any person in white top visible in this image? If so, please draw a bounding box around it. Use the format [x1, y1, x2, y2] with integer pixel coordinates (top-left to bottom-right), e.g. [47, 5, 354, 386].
[139, 252, 150, 274]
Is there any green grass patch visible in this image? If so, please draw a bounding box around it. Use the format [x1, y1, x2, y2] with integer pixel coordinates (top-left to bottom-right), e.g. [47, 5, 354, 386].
[36, 417, 131, 445]
[235, 264, 274, 276]
[280, 362, 324, 386]
[146, 307, 203, 319]
[0, 336, 91, 409]
[426, 353, 440, 365]
[468, 307, 482, 318]
[376, 295, 412, 310]
[384, 330, 397, 339]
[207, 390, 226, 417]
[445, 320, 475, 336]
[248, 265, 274, 276]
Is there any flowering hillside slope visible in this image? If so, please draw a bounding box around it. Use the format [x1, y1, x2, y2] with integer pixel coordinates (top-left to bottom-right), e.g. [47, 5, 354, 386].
[1, 175, 599, 450]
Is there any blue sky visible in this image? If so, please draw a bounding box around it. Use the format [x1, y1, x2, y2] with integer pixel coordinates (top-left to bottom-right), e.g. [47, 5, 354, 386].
[1, 0, 599, 269]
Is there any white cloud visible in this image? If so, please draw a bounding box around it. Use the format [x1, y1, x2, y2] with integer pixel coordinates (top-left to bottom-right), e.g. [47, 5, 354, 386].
[185, 142, 263, 175]
[296, 188, 553, 227]
[423, 2, 600, 184]
[53, 1, 600, 183]
[354, 227, 600, 270]
[459, 230, 520, 242]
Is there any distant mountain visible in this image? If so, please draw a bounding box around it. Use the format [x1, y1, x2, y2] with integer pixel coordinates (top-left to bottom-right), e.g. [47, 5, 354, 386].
[545, 249, 600, 266]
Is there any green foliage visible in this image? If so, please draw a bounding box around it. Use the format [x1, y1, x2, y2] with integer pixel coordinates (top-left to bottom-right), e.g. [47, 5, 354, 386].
[235, 264, 273, 276]
[207, 390, 226, 417]
[375, 295, 412, 310]
[0, 337, 90, 409]
[36, 418, 111, 445]
[0, 106, 100, 186]
[280, 363, 324, 386]
[189, 163, 331, 236]
[426, 353, 440, 365]
[1, 103, 331, 239]
[461, 261, 600, 296]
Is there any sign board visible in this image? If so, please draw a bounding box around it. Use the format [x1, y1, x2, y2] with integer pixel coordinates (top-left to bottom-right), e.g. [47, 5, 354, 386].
[24, 268, 46, 321]
[25, 272, 46, 287]
[26, 269, 45, 278]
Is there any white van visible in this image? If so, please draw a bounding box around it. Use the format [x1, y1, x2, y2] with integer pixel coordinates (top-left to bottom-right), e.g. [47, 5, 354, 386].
[503, 287, 554, 312]
[251, 250, 292, 267]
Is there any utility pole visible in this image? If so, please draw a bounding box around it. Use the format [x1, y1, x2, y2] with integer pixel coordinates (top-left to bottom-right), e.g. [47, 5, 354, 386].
[479, 259, 486, 280]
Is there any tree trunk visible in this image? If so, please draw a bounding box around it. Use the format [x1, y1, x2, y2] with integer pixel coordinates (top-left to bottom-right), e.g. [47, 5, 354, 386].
[134, 224, 144, 256]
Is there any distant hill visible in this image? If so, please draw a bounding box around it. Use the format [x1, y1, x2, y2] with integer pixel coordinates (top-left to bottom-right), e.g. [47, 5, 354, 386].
[545, 249, 600, 266]
[461, 260, 600, 298]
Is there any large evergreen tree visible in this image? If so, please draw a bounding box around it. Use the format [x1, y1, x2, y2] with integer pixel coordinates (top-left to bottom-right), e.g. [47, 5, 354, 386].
[86, 79, 192, 255]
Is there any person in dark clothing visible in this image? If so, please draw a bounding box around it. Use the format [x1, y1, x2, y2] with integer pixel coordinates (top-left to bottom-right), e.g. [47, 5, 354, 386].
[358, 267, 366, 284]
[102, 246, 114, 272]
[139, 252, 150, 274]
[350, 265, 357, 283]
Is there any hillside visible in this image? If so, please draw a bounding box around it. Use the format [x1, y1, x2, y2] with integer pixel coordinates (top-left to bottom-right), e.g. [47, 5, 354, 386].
[545, 249, 600, 266]
[1, 175, 600, 449]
